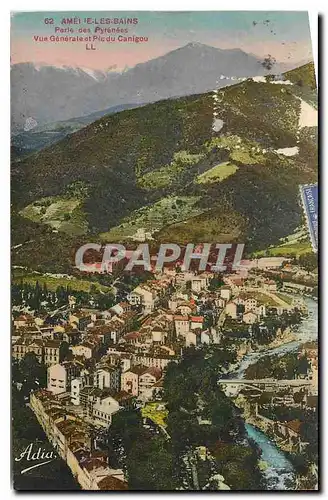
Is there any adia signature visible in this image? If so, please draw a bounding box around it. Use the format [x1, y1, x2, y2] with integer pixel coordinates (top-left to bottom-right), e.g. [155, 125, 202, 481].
[15, 444, 57, 475]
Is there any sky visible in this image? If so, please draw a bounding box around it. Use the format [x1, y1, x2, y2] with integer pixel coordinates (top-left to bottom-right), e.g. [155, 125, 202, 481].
[11, 11, 314, 70]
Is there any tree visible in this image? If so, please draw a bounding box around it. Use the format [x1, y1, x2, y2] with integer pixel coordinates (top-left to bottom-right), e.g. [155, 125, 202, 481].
[293, 390, 305, 404]
[127, 437, 177, 490]
[108, 409, 143, 455]
[208, 275, 224, 291]
[19, 352, 47, 394]
[298, 253, 318, 273]
[12, 384, 45, 442]
[211, 442, 264, 490]
[59, 341, 70, 362]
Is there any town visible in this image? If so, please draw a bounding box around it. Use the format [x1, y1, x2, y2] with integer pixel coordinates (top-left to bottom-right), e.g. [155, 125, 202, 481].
[12, 255, 318, 490]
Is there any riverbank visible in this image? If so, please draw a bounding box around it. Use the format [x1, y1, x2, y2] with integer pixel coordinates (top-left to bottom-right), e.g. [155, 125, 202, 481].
[230, 327, 298, 377]
[264, 327, 297, 350]
[226, 296, 318, 491]
[245, 423, 295, 490]
[245, 414, 295, 454]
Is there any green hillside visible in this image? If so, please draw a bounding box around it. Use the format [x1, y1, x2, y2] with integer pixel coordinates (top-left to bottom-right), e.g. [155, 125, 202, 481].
[284, 62, 317, 90]
[196, 162, 238, 184]
[11, 63, 318, 271]
[20, 196, 87, 236]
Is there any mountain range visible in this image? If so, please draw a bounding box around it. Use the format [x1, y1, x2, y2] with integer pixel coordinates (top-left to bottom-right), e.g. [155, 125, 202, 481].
[11, 42, 306, 133]
[11, 62, 317, 273]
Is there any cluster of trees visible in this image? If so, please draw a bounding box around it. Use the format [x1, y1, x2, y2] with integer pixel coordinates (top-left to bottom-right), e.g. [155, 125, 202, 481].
[261, 402, 313, 423]
[163, 347, 264, 490]
[223, 308, 302, 346]
[12, 384, 46, 444]
[12, 352, 47, 399]
[12, 281, 114, 312]
[251, 309, 303, 346]
[298, 253, 318, 273]
[64, 180, 90, 199]
[12, 352, 48, 449]
[12, 282, 69, 311]
[224, 318, 250, 339]
[261, 403, 318, 490]
[208, 275, 225, 291]
[106, 346, 264, 490]
[107, 410, 177, 490]
[245, 353, 309, 380]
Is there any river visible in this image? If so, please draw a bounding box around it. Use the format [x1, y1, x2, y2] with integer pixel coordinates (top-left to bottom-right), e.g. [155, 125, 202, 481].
[229, 297, 318, 490]
[230, 296, 318, 379]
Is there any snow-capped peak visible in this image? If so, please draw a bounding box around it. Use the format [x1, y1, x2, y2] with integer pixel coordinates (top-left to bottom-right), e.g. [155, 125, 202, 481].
[17, 62, 120, 81]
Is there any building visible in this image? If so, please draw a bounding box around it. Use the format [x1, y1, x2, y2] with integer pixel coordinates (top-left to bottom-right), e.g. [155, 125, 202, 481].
[121, 365, 148, 396]
[190, 274, 211, 292]
[262, 279, 278, 292]
[127, 286, 158, 314]
[175, 302, 195, 316]
[138, 367, 162, 398]
[151, 327, 167, 344]
[126, 290, 142, 307]
[71, 342, 96, 359]
[244, 298, 258, 313]
[110, 302, 131, 316]
[29, 390, 127, 490]
[123, 331, 142, 345]
[13, 314, 35, 328]
[134, 352, 178, 370]
[69, 312, 92, 331]
[256, 257, 288, 269]
[309, 359, 318, 392]
[190, 316, 204, 330]
[92, 395, 120, 427]
[93, 366, 121, 392]
[220, 286, 232, 301]
[71, 378, 83, 405]
[174, 316, 190, 337]
[191, 278, 203, 293]
[44, 340, 62, 366]
[47, 361, 83, 394]
[174, 315, 203, 337]
[79, 386, 103, 416]
[225, 301, 237, 319]
[257, 304, 267, 317]
[185, 330, 201, 347]
[12, 337, 43, 363]
[243, 311, 258, 324]
[201, 330, 211, 344]
[59, 328, 81, 345]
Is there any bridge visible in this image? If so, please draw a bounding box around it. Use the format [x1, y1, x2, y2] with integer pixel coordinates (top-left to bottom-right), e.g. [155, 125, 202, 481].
[218, 378, 312, 395]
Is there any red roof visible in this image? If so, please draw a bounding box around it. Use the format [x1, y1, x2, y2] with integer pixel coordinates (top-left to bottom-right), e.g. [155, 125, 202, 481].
[97, 476, 128, 491]
[127, 365, 148, 376]
[190, 316, 203, 323]
[85, 262, 102, 269]
[143, 367, 162, 380]
[286, 419, 302, 434]
[124, 332, 141, 340]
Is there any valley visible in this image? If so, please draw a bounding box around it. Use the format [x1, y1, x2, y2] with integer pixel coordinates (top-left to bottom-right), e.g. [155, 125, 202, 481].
[11, 61, 317, 279]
